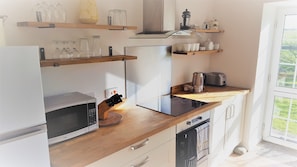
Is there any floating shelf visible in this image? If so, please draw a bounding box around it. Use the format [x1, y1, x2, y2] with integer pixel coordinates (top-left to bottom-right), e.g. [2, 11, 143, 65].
[40, 55, 137, 67]
[194, 29, 224, 33]
[17, 21, 137, 30]
[173, 49, 223, 56]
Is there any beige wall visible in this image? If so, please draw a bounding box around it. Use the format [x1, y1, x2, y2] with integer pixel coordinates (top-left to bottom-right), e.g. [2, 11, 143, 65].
[0, 0, 215, 102]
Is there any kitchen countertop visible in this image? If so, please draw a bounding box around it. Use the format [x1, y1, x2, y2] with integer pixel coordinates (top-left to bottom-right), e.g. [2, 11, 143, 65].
[49, 86, 250, 167]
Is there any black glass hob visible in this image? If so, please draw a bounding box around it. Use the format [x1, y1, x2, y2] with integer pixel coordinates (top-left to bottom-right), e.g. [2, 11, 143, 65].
[137, 95, 207, 116]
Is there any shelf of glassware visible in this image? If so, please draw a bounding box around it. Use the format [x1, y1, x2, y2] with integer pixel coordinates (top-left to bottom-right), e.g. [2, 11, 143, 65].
[40, 55, 137, 67]
[17, 21, 137, 30]
[173, 49, 223, 56]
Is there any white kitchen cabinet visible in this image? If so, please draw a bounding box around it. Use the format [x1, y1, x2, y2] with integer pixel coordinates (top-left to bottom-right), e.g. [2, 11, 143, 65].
[224, 94, 245, 155]
[121, 139, 175, 167]
[86, 126, 175, 167]
[208, 94, 246, 167]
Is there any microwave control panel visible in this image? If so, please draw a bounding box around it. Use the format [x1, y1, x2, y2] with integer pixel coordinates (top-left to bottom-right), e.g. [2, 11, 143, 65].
[88, 102, 97, 125]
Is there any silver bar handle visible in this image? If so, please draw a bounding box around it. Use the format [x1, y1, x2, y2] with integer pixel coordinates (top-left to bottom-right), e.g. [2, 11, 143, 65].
[130, 138, 149, 150]
[130, 156, 149, 167]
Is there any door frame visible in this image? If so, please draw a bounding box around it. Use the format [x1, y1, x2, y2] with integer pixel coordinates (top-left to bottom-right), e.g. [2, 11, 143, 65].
[263, 7, 297, 150]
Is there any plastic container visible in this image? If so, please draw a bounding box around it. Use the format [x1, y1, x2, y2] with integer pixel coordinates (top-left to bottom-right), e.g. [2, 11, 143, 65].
[79, 0, 98, 24]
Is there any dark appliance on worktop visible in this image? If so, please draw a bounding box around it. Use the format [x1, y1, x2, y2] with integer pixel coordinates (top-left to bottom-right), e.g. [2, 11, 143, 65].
[44, 92, 98, 145]
[204, 72, 226, 87]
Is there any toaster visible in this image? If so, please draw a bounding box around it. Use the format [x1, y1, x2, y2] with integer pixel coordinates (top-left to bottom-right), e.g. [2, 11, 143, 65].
[204, 72, 226, 86]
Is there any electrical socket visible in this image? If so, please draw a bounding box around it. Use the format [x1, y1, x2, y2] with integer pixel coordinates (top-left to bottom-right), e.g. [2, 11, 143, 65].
[105, 87, 118, 99]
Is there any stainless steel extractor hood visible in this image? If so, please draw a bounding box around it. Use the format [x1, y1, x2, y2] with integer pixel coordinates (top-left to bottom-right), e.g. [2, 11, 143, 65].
[131, 0, 176, 39]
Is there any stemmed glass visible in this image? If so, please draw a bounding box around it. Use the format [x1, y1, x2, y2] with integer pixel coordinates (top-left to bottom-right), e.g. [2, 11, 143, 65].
[53, 40, 61, 59]
[71, 41, 80, 58]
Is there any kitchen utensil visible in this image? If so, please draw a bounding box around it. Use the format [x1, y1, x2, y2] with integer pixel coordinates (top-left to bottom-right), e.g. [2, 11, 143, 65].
[108, 9, 127, 26]
[180, 9, 191, 30]
[98, 94, 124, 127]
[192, 72, 204, 93]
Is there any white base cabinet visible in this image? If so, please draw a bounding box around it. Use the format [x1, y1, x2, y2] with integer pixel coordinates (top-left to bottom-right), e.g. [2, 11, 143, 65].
[208, 94, 246, 167]
[122, 139, 175, 167]
[87, 126, 175, 167]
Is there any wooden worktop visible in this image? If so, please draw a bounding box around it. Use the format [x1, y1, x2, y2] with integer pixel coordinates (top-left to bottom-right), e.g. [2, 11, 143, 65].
[49, 86, 249, 167]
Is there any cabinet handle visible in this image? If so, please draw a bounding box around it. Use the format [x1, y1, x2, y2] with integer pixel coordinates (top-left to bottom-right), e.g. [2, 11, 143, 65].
[130, 138, 149, 150]
[130, 156, 149, 167]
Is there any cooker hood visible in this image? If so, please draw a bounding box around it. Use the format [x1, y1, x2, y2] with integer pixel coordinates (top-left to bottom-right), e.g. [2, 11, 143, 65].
[131, 0, 178, 39]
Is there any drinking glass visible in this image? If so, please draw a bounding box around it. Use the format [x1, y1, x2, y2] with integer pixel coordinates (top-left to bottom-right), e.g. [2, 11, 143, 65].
[71, 41, 80, 58]
[79, 38, 89, 58]
[112, 9, 121, 25]
[91, 35, 102, 57]
[120, 10, 127, 26]
[55, 3, 66, 23]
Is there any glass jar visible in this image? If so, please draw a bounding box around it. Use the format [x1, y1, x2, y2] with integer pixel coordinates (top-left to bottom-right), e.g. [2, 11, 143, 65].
[79, 0, 98, 24]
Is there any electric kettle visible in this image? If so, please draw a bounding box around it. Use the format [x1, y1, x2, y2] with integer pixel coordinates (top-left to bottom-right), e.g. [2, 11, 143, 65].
[192, 72, 204, 93]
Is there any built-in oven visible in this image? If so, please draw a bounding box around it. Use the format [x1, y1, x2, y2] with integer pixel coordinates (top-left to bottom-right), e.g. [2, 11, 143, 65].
[176, 110, 210, 167]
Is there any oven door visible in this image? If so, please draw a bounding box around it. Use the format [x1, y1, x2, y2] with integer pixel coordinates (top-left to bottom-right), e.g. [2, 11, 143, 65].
[176, 120, 209, 167]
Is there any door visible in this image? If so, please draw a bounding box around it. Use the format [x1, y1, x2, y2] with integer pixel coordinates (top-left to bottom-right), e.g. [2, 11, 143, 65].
[0, 46, 46, 134]
[0, 128, 50, 167]
[264, 8, 297, 149]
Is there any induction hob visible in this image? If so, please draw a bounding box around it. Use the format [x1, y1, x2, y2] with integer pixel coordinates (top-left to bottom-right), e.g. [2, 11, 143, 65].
[137, 95, 207, 116]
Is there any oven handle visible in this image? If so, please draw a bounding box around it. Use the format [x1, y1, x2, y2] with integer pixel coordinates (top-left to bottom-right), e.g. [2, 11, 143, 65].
[130, 138, 149, 150]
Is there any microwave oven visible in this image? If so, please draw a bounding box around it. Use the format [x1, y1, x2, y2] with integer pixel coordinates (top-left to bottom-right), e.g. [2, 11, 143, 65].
[44, 92, 98, 145]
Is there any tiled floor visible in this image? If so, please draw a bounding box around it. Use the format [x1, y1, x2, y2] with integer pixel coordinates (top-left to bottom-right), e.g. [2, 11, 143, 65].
[219, 141, 297, 167]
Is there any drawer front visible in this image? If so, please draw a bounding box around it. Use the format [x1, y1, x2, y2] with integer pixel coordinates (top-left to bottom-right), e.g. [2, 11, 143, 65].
[87, 126, 175, 167]
[121, 139, 175, 167]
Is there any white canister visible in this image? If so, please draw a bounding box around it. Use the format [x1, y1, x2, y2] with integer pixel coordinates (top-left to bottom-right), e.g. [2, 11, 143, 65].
[195, 43, 200, 51]
[0, 15, 7, 46]
[208, 41, 214, 50]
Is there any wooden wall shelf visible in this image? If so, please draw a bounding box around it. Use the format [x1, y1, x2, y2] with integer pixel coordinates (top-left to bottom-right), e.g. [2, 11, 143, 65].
[40, 55, 137, 67]
[194, 29, 224, 33]
[173, 49, 223, 56]
[17, 21, 137, 30]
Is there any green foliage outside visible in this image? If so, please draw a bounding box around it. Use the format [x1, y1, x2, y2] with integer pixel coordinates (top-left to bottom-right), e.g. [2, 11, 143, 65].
[272, 97, 297, 136]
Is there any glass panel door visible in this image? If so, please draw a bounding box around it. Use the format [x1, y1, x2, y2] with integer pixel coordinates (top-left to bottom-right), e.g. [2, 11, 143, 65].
[264, 9, 297, 149]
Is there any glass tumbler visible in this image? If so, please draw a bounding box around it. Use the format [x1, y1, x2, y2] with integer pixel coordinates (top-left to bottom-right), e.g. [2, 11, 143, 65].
[91, 35, 102, 57]
[79, 38, 89, 58]
[120, 10, 127, 26]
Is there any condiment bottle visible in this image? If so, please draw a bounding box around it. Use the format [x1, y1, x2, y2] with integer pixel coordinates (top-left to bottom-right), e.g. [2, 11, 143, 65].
[79, 0, 98, 24]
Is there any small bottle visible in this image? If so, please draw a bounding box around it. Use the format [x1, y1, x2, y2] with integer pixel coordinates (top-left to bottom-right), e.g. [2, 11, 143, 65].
[109, 46, 112, 56]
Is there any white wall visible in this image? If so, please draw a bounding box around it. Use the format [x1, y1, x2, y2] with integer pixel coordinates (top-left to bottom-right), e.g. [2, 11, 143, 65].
[210, 0, 293, 150]
[0, 0, 215, 104]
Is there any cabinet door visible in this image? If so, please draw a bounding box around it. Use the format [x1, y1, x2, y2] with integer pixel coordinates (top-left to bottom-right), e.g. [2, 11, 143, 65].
[122, 139, 175, 167]
[224, 94, 245, 155]
[208, 104, 227, 167]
